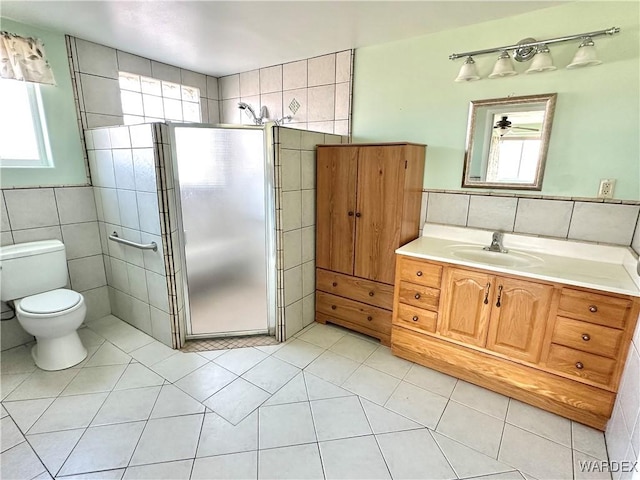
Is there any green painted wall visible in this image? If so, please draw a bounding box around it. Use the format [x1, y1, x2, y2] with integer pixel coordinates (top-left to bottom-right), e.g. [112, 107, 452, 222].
[352, 2, 640, 200]
[0, 18, 86, 187]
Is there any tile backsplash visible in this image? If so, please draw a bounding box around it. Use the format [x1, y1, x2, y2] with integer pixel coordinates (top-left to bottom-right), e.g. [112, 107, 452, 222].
[0, 186, 110, 350]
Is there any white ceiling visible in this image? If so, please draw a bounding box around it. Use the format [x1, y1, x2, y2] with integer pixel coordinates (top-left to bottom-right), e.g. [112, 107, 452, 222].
[2, 1, 563, 77]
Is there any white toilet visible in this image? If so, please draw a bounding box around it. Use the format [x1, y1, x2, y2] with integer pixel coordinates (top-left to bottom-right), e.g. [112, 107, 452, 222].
[0, 240, 87, 371]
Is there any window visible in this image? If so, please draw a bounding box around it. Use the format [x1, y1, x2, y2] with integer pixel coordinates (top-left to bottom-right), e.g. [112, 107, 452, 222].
[486, 137, 541, 184]
[118, 72, 201, 125]
[0, 80, 52, 167]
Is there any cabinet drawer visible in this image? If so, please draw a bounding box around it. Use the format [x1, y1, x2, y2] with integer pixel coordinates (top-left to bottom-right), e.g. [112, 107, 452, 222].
[552, 317, 623, 359]
[316, 291, 391, 334]
[398, 257, 442, 288]
[316, 269, 394, 310]
[546, 344, 615, 387]
[394, 303, 437, 334]
[558, 289, 630, 329]
[398, 282, 440, 311]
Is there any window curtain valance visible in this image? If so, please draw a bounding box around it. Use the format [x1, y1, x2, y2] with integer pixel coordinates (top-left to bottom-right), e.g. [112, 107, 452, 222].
[1, 31, 55, 85]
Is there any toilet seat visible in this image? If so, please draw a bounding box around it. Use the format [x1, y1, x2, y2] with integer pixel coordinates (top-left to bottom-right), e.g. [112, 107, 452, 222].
[18, 289, 82, 315]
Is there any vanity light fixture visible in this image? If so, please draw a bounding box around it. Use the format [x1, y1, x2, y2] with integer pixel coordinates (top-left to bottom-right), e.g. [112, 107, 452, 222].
[450, 26, 619, 81]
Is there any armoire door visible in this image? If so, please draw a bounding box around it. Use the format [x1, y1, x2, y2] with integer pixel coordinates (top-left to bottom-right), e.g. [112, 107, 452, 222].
[354, 146, 406, 284]
[316, 146, 358, 275]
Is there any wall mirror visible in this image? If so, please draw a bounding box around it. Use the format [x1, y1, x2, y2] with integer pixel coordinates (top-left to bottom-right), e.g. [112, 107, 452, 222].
[462, 93, 557, 190]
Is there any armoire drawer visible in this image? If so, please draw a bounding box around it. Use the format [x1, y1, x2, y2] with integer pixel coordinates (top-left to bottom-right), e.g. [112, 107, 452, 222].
[557, 289, 630, 329]
[394, 303, 437, 334]
[316, 268, 394, 310]
[398, 257, 442, 288]
[398, 281, 440, 311]
[551, 317, 623, 359]
[316, 291, 392, 334]
[545, 344, 616, 387]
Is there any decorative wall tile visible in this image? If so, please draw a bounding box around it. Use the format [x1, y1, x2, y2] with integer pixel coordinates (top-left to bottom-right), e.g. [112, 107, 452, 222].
[514, 199, 573, 238]
[283, 89, 308, 124]
[426, 193, 469, 227]
[568, 203, 639, 245]
[467, 196, 517, 232]
[283, 60, 308, 91]
[308, 54, 336, 87]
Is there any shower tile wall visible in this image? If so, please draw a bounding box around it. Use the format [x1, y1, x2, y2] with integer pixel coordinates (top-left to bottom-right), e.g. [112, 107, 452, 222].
[86, 124, 177, 347]
[0, 187, 109, 350]
[219, 51, 354, 136]
[273, 127, 348, 339]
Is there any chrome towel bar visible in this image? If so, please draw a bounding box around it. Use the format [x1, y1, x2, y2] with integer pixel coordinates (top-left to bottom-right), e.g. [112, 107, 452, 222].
[108, 232, 158, 252]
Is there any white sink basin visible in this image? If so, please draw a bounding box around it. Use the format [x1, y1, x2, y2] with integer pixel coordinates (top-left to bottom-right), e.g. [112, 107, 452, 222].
[446, 245, 543, 268]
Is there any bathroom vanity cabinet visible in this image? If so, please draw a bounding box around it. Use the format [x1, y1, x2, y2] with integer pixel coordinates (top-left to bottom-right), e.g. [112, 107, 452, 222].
[315, 143, 426, 344]
[391, 254, 640, 430]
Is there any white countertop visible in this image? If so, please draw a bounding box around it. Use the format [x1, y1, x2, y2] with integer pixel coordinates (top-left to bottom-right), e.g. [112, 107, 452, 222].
[396, 225, 640, 297]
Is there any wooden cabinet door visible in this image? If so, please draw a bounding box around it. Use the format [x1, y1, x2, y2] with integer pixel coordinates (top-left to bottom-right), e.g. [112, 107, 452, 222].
[439, 268, 493, 347]
[354, 146, 406, 284]
[486, 277, 553, 364]
[316, 147, 358, 275]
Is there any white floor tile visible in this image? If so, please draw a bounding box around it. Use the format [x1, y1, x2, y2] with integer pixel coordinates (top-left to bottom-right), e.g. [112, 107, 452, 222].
[57, 468, 125, 479]
[310, 396, 371, 442]
[0, 405, 6, 418]
[89, 319, 154, 354]
[320, 435, 391, 479]
[0, 441, 47, 480]
[213, 347, 268, 376]
[92, 386, 160, 426]
[61, 365, 127, 396]
[2, 397, 54, 432]
[360, 398, 422, 434]
[113, 363, 164, 391]
[432, 431, 513, 479]
[342, 364, 400, 405]
[85, 343, 131, 367]
[151, 352, 208, 382]
[259, 401, 316, 449]
[573, 450, 612, 480]
[572, 421, 609, 460]
[471, 473, 525, 480]
[129, 414, 204, 466]
[1, 373, 30, 401]
[77, 327, 106, 347]
[385, 381, 448, 428]
[258, 443, 324, 480]
[436, 400, 505, 458]
[242, 356, 300, 393]
[203, 378, 270, 425]
[305, 350, 360, 385]
[328, 334, 377, 362]
[150, 384, 205, 419]
[298, 323, 346, 348]
[59, 422, 145, 476]
[255, 343, 285, 354]
[376, 429, 456, 480]
[403, 363, 458, 398]
[192, 451, 257, 480]
[196, 349, 226, 361]
[364, 346, 413, 378]
[29, 392, 108, 434]
[122, 459, 193, 480]
[1, 416, 24, 453]
[506, 399, 571, 447]
[129, 341, 177, 366]
[303, 372, 352, 401]
[263, 373, 309, 406]
[32, 471, 54, 480]
[174, 362, 237, 402]
[26, 428, 84, 475]
[5, 368, 79, 401]
[451, 381, 510, 420]
[197, 411, 258, 457]
[273, 338, 324, 368]
[499, 424, 573, 480]
[1, 345, 37, 375]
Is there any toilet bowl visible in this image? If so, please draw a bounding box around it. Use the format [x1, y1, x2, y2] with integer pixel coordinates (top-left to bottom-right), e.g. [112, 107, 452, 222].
[14, 289, 88, 371]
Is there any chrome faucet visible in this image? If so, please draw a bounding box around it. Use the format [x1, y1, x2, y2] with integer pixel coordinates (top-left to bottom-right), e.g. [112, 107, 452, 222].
[484, 231, 508, 253]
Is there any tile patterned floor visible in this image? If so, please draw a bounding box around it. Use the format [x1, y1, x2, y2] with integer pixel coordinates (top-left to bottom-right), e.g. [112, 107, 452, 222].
[0, 315, 612, 480]
[181, 336, 280, 353]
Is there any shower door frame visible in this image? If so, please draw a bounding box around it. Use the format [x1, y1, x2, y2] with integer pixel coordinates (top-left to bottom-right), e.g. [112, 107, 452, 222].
[169, 123, 278, 340]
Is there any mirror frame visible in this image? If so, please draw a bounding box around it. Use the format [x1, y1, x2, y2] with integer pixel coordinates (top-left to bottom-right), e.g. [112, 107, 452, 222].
[462, 93, 557, 191]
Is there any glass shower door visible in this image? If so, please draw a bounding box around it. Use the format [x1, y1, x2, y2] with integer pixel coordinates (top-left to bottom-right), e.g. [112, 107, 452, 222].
[173, 126, 270, 336]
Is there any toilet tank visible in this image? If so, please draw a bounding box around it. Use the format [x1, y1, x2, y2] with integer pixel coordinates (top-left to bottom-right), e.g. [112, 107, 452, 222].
[0, 240, 69, 301]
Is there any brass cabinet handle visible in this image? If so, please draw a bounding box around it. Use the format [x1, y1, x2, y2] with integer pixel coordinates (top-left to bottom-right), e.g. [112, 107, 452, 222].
[416, 271, 423, 277]
[575, 362, 584, 370]
[369, 291, 374, 297]
[355, 212, 362, 218]
[483, 282, 491, 305]
[582, 333, 591, 341]
[331, 305, 336, 310]
[412, 315, 419, 322]
[367, 316, 373, 321]
[496, 285, 503, 308]
[414, 293, 421, 300]
[348, 211, 354, 216]
[588, 305, 598, 313]
[332, 282, 338, 287]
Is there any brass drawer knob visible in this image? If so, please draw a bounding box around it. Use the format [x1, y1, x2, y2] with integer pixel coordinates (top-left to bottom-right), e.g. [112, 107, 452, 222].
[369, 291, 374, 297]
[588, 305, 598, 313]
[414, 293, 421, 300]
[575, 362, 584, 370]
[332, 282, 338, 287]
[581, 333, 591, 341]
[412, 316, 419, 322]
[331, 305, 337, 310]
[416, 271, 423, 277]
[367, 316, 373, 321]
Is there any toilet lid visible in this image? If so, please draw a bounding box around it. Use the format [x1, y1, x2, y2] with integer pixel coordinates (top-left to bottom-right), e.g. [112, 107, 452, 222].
[20, 289, 82, 314]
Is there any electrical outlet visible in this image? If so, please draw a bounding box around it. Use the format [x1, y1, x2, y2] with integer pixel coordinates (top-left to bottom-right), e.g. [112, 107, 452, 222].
[598, 179, 616, 199]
